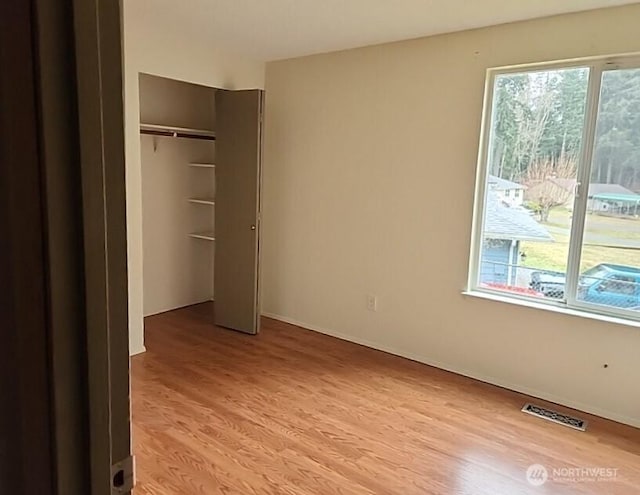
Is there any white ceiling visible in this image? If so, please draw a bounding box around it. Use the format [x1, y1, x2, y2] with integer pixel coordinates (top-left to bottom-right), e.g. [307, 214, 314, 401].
[145, 0, 640, 61]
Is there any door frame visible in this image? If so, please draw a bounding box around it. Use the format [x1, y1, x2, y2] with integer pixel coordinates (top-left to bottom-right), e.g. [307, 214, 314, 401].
[0, 0, 131, 493]
[73, 0, 132, 493]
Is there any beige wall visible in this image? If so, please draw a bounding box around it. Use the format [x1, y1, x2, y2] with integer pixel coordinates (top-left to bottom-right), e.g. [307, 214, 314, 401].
[123, 1, 265, 354]
[262, 5, 640, 426]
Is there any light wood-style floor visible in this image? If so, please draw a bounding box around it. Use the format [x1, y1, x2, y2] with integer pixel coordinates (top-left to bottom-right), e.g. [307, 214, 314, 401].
[132, 303, 640, 494]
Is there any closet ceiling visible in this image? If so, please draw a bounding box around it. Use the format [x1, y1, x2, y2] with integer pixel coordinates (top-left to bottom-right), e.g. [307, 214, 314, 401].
[140, 0, 639, 61]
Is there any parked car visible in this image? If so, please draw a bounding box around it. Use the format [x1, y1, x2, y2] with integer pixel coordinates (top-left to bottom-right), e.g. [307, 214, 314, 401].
[530, 263, 640, 309]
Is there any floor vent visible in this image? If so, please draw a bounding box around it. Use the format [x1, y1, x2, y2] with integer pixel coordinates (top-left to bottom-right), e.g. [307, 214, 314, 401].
[522, 403, 587, 431]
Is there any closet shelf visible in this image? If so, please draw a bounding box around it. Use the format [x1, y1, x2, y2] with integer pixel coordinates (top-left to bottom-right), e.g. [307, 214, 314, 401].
[189, 163, 216, 168]
[188, 197, 215, 206]
[140, 123, 215, 141]
[188, 232, 216, 241]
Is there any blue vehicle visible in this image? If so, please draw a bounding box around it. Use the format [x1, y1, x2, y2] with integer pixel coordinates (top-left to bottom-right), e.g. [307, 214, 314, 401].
[530, 263, 640, 309]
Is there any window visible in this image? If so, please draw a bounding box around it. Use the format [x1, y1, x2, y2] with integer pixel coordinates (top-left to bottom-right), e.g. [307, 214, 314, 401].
[471, 55, 640, 321]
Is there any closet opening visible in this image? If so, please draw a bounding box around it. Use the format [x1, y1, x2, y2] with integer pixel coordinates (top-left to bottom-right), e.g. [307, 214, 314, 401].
[138, 73, 264, 337]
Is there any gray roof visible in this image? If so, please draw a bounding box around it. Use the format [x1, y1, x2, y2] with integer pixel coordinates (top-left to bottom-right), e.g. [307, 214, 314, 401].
[547, 179, 636, 197]
[484, 193, 553, 242]
[588, 183, 637, 196]
[488, 175, 526, 191]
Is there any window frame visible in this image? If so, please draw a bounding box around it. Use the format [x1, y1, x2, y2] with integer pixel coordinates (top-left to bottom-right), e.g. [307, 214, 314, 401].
[469, 53, 640, 323]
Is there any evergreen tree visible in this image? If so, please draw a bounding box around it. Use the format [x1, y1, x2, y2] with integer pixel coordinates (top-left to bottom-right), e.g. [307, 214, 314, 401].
[490, 66, 640, 193]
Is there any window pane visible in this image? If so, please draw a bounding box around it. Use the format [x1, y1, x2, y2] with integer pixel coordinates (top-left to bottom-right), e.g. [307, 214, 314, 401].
[576, 67, 640, 311]
[479, 67, 589, 299]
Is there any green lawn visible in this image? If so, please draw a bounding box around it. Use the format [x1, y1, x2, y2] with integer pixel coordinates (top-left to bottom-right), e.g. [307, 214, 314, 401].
[545, 208, 640, 240]
[521, 233, 640, 273]
[520, 237, 570, 272]
[519, 207, 640, 272]
[587, 228, 640, 241]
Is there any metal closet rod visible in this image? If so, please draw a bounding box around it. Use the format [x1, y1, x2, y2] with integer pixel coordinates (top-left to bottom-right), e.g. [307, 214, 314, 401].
[140, 129, 216, 141]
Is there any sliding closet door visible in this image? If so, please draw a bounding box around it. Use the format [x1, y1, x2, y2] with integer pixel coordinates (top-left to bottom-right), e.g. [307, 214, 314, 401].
[214, 89, 263, 334]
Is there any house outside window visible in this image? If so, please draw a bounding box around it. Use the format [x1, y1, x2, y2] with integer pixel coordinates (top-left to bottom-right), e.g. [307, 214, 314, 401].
[470, 55, 640, 321]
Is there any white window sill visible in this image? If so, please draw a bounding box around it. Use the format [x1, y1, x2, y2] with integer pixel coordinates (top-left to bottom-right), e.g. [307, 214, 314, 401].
[462, 289, 640, 329]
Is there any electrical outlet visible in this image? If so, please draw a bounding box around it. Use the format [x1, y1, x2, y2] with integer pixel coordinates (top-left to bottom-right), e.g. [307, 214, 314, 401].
[366, 294, 378, 312]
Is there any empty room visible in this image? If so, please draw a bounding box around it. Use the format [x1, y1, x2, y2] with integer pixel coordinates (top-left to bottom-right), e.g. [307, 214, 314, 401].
[123, 1, 640, 494]
[117, 2, 640, 493]
[6, 1, 640, 494]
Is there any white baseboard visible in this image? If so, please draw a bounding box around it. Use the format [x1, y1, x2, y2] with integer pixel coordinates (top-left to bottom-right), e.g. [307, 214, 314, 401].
[262, 312, 640, 429]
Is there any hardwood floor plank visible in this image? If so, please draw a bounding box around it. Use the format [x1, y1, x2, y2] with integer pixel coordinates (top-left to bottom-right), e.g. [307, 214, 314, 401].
[133, 303, 640, 494]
